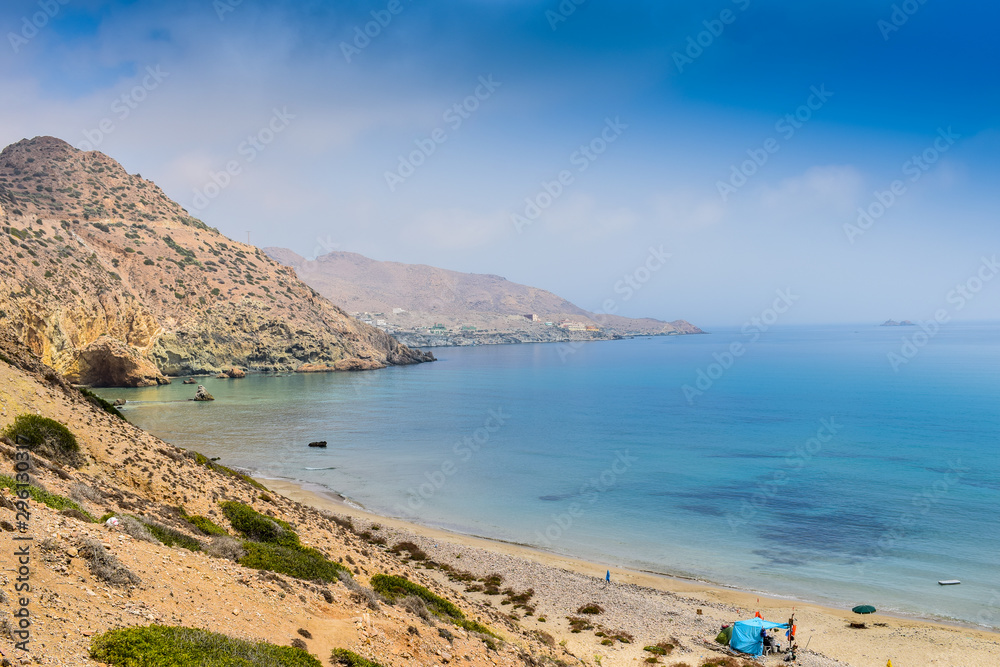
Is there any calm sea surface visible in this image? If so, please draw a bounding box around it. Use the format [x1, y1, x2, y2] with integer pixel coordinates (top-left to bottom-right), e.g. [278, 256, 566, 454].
[98, 324, 1000, 628]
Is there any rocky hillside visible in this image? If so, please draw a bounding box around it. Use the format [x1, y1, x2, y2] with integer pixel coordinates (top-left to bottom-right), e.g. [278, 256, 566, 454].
[265, 248, 703, 337]
[0, 328, 559, 666]
[0, 137, 432, 387]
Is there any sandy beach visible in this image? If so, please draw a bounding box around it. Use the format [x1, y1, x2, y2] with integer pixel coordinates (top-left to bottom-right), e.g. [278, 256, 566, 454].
[265, 478, 1000, 667]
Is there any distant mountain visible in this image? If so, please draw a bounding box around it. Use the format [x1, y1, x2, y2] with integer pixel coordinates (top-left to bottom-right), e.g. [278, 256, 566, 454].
[881, 320, 916, 326]
[0, 137, 431, 386]
[264, 248, 703, 341]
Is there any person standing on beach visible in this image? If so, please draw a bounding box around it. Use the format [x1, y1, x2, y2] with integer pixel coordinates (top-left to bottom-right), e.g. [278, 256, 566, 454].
[605, 570, 611, 584]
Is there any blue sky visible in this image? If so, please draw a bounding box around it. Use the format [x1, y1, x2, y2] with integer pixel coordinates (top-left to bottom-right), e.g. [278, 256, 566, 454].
[2, 0, 998, 325]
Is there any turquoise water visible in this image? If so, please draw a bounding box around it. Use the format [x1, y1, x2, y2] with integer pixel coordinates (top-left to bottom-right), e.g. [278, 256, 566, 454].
[98, 324, 1000, 628]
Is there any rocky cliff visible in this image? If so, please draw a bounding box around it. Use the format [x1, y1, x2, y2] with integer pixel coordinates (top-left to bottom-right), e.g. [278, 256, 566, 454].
[0, 136, 432, 386]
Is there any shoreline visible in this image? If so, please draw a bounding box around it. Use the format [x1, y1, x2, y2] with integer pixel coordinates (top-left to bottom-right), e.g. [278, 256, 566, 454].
[261, 475, 1000, 666]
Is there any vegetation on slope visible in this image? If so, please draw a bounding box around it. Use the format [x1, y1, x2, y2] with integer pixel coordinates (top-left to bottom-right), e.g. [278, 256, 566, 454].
[0, 474, 94, 520]
[221, 501, 349, 582]
[2, 413, 82, 466]
[89, 625, 321, 666]
[371, 574, 497, 637]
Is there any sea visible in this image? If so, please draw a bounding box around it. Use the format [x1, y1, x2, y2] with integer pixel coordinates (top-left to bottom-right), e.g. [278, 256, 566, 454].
[96, 323, 1000, 630]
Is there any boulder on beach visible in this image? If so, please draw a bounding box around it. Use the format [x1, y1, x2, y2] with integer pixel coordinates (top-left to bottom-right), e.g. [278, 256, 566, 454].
[226, 367, 246, 378]
[308, 441, 328, 448]
[112, 398, 126, 406]
[215, 373, 228, 379]
[193, 385, 214, 401]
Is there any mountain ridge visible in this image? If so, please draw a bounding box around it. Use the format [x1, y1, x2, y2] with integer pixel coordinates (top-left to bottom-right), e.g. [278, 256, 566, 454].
[264, 247, 703, 342]
[0, 136, 431, 386]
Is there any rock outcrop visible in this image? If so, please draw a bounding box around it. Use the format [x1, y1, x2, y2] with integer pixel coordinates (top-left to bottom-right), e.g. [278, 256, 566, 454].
[65, 335, 169, 387]
[0, 136, 433, 386]
[193, 385, 214, 401]
[225, 367, 246, 378]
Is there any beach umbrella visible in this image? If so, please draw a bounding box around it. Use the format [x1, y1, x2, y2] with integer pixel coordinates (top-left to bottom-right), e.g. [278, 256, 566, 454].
[852, 605, 877, 615]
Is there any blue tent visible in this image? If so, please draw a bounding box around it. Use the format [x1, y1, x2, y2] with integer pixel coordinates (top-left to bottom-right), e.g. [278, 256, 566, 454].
[729, 618, 790, 656]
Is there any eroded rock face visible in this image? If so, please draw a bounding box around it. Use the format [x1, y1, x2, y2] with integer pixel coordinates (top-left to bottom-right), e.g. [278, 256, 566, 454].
[225, 367, 246, 378]
[0, 136, 434, 387]
[67, 336, 169, 387]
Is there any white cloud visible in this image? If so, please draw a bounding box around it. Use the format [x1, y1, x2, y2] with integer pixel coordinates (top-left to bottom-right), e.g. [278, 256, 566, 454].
[758, 165, 864, 215]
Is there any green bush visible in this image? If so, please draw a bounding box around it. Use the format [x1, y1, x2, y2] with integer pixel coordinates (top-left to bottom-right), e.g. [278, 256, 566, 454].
[90, 625, 322, 666]
[185, 514, 228, 536]
[0, 475, 94, 520]
[239, 542, 348, 582]
[139, 518, 203, 551]
[331, 648, 386, 667]
[2, 413, 82, 466]
[221, 501, 298, 546]
[370, 574, 462, 619]
[77, 387, 125, 420]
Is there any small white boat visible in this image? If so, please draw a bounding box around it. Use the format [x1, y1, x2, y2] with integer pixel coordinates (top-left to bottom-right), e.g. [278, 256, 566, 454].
[938, 580, 961, 586]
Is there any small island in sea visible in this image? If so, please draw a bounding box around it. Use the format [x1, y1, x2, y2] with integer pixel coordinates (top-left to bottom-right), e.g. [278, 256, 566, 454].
[880, 319, 917, 326]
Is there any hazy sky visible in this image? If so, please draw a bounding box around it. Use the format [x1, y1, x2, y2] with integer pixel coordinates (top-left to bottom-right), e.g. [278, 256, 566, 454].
[2, 0, 998, 326]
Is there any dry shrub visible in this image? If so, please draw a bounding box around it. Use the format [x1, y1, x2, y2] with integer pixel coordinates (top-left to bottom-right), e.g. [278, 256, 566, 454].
[205, 536, 246, 561]
[297, 628, 313, 639]
[533, 630, 556, 648]
[402, 595, 432, 622]
[69, 482, 104, 505]
[337, 570, 381, 610]
[79, 538, 140, 588]
[390, 541, 427, 561]
[118, 516, 158, 544]
[290, 637, 308, 650]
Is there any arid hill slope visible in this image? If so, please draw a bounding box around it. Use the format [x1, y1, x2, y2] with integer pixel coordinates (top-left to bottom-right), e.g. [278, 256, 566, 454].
[0, 328, 557, 666]
[265, 248, 702, 335]
[0, 137, 431, 386]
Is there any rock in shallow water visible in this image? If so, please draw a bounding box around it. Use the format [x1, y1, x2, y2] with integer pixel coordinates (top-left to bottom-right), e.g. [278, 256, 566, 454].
[192, 385, 214, 401]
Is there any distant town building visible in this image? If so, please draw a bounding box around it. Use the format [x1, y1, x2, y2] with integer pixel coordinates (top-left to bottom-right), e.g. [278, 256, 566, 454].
[392, 307, 407, 314]
[524, 313, 539, 322]
[558, 320, 587, 331]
